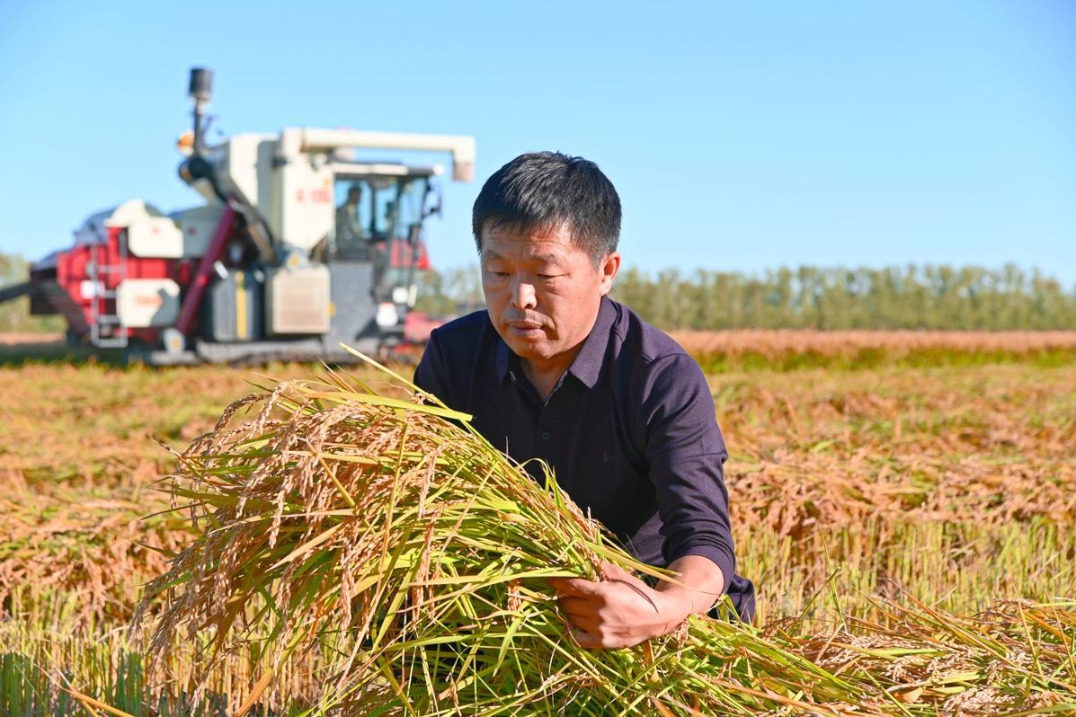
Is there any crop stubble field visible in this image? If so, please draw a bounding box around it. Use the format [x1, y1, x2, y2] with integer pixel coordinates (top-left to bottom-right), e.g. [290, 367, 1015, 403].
[0, 331, 1074, 715]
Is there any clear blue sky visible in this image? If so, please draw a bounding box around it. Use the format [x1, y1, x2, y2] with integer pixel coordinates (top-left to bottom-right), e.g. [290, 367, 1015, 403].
[1, 1, 1073, 285]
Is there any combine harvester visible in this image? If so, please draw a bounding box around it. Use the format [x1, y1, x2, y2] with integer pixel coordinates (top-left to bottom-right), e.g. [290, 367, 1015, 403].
[0, 68, 474, 364]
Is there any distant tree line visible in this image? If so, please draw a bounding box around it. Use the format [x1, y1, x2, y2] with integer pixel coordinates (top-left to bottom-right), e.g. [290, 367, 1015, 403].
[415, 266, 485, 316]
[611, 264, 1076, 331]
[419, 263, 1076, 331]
[3, 251, 1073, 332]
[0, 253, 63, 332]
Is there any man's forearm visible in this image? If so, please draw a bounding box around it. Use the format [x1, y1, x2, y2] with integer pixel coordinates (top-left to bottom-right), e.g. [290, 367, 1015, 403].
[652, 555, 726, 632]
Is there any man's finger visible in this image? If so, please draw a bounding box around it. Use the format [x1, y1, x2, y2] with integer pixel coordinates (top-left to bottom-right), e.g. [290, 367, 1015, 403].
[558, 608, 600, 634]
[549, 576, 604, 597]
[597, 561, 635, 582]
[556, 595, 602, 620]
[567, 625, 602, 649]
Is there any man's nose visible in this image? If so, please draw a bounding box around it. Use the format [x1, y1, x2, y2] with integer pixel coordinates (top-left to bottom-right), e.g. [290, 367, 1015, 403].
[511, 278, 537, 310]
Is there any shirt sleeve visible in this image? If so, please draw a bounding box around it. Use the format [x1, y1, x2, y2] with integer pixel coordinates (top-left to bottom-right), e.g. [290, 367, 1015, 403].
[642, 353, 736, 595]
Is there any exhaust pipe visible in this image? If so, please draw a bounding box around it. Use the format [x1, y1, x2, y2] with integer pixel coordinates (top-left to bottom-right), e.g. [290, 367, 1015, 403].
[188, 67, 213, 155]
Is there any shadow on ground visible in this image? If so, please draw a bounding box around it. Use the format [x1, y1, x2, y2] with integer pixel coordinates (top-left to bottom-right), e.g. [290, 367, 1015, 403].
[0, 334, 125, 367]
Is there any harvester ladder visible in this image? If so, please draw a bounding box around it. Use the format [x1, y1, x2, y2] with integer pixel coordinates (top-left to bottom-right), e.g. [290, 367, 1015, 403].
[88, 236, 128, 349]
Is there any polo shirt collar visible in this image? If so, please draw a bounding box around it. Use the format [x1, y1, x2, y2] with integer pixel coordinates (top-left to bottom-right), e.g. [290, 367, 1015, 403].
[494, 296, 615, 390]
[566, 295, 615, 388]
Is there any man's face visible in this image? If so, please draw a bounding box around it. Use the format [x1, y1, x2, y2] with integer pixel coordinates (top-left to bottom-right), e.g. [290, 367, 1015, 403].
[480, 221, 620, 375]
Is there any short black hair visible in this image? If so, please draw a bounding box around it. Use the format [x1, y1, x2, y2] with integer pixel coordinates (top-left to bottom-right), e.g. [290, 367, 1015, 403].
[472, 152, 621, 264]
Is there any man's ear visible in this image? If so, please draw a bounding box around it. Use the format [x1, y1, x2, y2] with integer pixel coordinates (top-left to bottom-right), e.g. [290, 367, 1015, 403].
[598, 252, 621, 296]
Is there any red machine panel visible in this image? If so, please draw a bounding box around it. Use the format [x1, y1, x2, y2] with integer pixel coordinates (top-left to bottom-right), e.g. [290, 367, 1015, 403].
[54, 227, 186, 339]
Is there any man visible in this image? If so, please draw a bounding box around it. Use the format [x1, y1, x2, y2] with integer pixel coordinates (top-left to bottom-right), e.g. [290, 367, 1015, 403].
[414, 152, 754, 649]
[335, 185, 369, 259]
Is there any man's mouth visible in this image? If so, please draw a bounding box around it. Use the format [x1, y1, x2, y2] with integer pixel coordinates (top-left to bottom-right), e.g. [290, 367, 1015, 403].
[506, 318, 545, 336]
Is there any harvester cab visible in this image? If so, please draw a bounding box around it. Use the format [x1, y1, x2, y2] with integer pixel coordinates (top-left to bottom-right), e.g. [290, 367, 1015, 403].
[10, 67, 474, 365]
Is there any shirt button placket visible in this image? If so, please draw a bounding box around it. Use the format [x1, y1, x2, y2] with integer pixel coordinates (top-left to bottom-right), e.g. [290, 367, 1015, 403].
[538, 404, 553, 443]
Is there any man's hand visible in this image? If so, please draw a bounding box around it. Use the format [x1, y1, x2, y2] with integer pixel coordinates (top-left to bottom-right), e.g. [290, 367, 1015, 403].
[549, 555, 724, 649]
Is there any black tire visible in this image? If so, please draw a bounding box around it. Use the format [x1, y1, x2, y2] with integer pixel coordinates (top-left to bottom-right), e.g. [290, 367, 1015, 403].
[123, 340, 152, 368]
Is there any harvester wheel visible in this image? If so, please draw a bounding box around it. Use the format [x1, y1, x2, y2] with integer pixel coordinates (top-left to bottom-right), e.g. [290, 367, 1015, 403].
[123, 340, 152, 367]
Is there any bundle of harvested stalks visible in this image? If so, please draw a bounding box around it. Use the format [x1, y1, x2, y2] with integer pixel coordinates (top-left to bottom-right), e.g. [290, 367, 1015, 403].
[137, 354, 862, 716]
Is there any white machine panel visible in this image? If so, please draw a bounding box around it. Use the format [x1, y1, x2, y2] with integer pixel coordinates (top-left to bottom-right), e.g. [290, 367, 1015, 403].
[127, 217, 183, 258]
[173, 204, 226, 258]
[265, 265, 331, 334]
[116, 279, 181, 327]
[75, 199, 167, 246]
[220, 134, 266, 206]
[275, 160, 334, 252]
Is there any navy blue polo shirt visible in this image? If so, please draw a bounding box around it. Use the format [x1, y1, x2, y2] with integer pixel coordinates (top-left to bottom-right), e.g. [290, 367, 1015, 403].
[415, 296, 755, 619]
